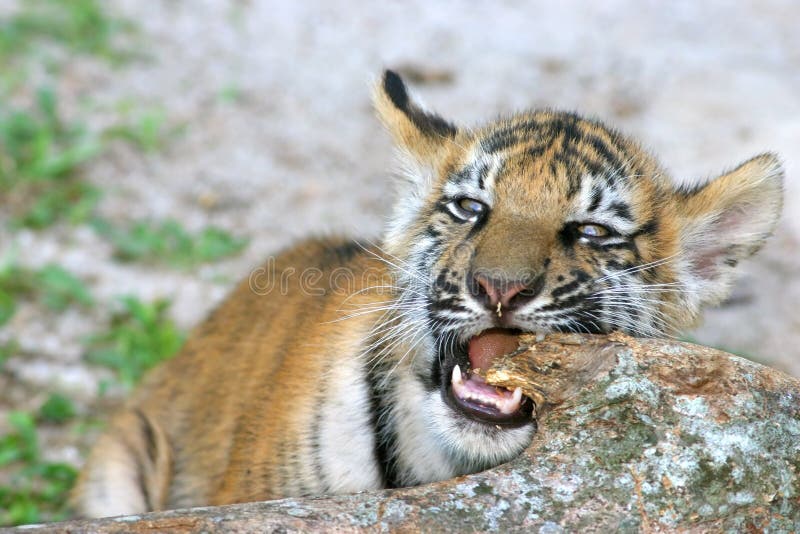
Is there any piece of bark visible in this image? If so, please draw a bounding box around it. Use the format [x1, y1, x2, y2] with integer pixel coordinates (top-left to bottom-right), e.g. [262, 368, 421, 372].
[15, 337, 800, 533]
[483, 332, 628, 412]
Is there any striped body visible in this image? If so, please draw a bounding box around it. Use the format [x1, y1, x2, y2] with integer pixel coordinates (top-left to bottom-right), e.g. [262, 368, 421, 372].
[73, 71, 783, 517]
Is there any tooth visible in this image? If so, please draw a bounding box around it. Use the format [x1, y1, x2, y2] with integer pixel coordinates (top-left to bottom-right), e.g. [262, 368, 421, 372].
[499, 387, 524, 415]
[452, 364, 463, 385]
[452, 365, 469, 401]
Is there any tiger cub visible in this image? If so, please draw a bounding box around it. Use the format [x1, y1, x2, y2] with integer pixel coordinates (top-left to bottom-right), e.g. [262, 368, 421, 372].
[73, 70, 783, 518]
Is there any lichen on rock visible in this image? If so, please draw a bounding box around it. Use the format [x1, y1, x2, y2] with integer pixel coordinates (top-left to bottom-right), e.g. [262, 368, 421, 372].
[27, 336, 800, 532]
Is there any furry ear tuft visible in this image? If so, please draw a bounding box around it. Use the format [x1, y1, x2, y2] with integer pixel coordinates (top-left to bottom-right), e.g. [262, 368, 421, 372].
[374, 70, 461, 253]
[373, 70, 457, 160]
[675, 153, 784, 314]
[382, 70, 411, 113]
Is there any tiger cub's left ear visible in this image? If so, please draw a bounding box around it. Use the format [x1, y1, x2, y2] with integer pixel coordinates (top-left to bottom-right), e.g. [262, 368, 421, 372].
[373, 70, 458, 162]
[676, 153, 784, 309]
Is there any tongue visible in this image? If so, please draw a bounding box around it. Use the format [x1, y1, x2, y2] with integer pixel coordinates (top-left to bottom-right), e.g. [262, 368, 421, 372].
[468, 328, 521, 372]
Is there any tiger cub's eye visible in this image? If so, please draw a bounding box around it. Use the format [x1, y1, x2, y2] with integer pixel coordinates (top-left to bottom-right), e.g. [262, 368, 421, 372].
[447, 197, 489, 222]
[577, 223, 610, 238]
[458, 198, 486, 215]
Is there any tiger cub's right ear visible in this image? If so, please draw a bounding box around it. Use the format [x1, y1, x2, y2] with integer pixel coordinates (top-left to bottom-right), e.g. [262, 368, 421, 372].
[373, 70, 458, 162]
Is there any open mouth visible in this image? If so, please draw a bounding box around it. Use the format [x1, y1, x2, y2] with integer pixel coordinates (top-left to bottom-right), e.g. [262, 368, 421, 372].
[443, 328, 534, 426]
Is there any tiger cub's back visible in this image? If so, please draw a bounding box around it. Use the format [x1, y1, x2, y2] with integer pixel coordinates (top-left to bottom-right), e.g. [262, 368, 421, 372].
[74, 238, 392, 515]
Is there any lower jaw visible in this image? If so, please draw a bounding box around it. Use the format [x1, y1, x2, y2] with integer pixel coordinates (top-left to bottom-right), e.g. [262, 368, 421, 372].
[443, 385, 534, 428]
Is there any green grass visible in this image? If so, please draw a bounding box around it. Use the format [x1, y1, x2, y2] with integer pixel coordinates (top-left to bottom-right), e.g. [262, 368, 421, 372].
[0, 260, 93, 327]
[38, 394, 76, 425]
[0, 0, 141, 231]
[0, 90, 188, 231]
[92, 218, 248, 268]
[85, 296, 185, 387]
[15, 182, 102, 230]
[103, 105, 182, 153]
[31, 265, 93, 312]
[0, 87, 102, 228]
[0, 410, 78, 526]
[0, 91, 189, 231]
[0, 0, 252, 527]
[0, 0, 137, 68]
[0, 87, 100, 184]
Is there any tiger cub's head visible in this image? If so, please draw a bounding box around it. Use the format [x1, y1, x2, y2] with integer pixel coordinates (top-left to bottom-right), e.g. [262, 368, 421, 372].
[372, 71, 782, 465]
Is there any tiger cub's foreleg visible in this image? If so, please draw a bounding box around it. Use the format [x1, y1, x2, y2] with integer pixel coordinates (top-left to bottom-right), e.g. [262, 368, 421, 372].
[72, 409, 172, 518]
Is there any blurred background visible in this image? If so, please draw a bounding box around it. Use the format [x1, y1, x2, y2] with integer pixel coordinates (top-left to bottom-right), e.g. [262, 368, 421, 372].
[0, 0, 798, 525]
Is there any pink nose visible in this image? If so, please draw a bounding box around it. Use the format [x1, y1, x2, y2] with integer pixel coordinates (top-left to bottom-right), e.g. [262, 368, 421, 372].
[473, 275, 530, 308]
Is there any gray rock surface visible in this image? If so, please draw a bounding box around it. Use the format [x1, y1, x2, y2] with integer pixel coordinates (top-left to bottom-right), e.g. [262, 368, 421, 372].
[20, 337, 799, 533]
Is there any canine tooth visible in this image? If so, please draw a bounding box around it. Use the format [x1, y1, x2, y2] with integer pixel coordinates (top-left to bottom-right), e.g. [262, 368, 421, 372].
[452, 364, 463, 385]
[499, 387, 523, 415]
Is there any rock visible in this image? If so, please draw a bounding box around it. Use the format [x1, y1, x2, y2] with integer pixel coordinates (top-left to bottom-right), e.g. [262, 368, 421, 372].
[21, 337, 800, 532]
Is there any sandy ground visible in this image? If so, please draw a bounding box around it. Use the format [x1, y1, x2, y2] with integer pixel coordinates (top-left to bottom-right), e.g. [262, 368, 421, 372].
[1, 0, 798, 467]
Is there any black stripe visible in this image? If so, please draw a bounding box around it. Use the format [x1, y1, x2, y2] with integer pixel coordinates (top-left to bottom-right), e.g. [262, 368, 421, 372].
[328, 240, 365, 262]
[475, 161, 490, 189]
[605, 259, 634, 272]
[585, 240, 637, 252]
[586, 134, 626, 178]
[449, 168, 472, 185]
[609, 202, 633, 221]
[481, 117, 554, 154]
[466, 208, 490, 239]
[551, 278, 582, 299]
[134, 409, 158, 466]
[571, 269, 591, 283]
[364, 351, 401, 488]
[427, 298, 470, 314]
[309, 359, 331, 492]
[527, 144, 547, 161]
[588, 185, 604, 212]
[549, 159, 559, 178]
[424, 225, 441, 239]
[566, 170, 582, 199]
[540, 292, 589, 312]
[559, 145, 600, 175]
[558, 224, 578, 249]
[316, 240, 367, 270]
[556, 115, 582, 145]
[434, 272, 460, 295]
[564, 313, 607, 334]
[482, 130, 519, 153]
[632, 219, 659, 237]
